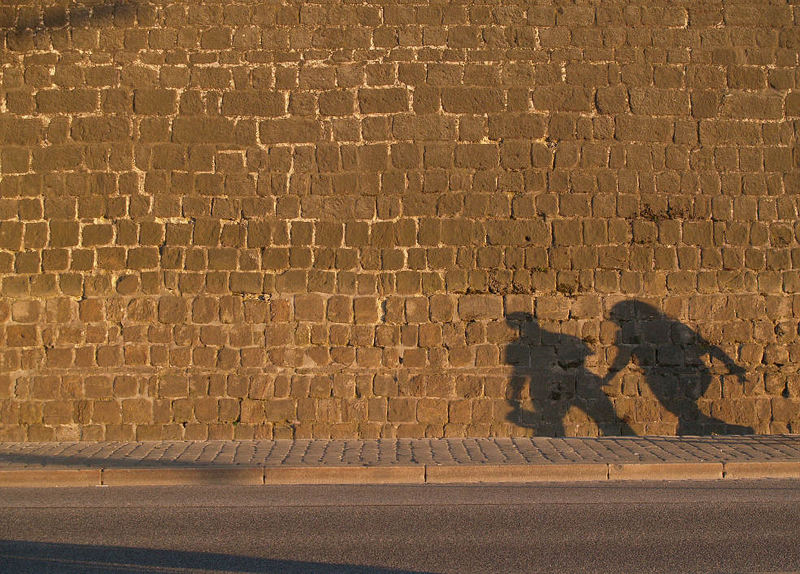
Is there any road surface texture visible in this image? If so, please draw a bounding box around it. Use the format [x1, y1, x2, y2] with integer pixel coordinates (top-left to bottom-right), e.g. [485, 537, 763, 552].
[1, 481, 799, 573]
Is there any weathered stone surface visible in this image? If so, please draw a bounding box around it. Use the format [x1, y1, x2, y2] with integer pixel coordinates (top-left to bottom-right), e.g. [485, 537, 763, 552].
[0, 0, 796, 441]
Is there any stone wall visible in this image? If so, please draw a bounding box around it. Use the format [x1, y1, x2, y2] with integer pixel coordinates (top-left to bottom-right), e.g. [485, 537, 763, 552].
[1, 0, 799, 441]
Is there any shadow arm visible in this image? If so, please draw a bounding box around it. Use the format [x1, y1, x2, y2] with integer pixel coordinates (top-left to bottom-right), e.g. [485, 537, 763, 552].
[602, 345, 632, 385]
[706, 343, 746, 380]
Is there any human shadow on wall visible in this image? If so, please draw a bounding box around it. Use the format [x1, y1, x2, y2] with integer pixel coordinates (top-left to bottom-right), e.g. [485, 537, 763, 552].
[505, 301, 754, 436]
[504, 311, 634, 436]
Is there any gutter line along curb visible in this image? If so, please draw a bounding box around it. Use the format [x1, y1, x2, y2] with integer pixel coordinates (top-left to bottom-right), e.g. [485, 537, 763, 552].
[0, 461, 799, 487]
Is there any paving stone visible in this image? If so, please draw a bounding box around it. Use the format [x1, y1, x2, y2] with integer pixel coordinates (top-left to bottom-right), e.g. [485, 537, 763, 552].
[0, 437, 798, 469]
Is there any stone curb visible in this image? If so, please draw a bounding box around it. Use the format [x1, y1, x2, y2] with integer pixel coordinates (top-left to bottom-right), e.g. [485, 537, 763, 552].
[0, 469, 101, 488]
[102, 467, 264, 487]
[265, 466, 425, 485]
[1, 461, 800, 487]
[723, 461, 800, 480]
[425, 463, 608, 483]
[609, 462, 723, 481]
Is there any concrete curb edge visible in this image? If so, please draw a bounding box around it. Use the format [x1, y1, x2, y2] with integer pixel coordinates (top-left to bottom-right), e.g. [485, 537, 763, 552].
[1, 460, 800, 487]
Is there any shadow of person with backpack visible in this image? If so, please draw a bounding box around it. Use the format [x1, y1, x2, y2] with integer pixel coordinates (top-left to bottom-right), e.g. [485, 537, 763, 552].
[504, 311, 634, 436]
[605, 300, 754, 435]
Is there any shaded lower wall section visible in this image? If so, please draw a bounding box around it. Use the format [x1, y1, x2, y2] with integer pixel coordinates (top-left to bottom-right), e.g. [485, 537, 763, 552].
[1, 294, 797, 441]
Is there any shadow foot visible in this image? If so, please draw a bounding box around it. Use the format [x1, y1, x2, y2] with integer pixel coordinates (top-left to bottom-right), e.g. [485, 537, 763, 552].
[678, 417, 754, 436]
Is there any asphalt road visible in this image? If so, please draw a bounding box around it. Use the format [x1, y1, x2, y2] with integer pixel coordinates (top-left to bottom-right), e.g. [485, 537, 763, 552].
[0, 480, 799, 573]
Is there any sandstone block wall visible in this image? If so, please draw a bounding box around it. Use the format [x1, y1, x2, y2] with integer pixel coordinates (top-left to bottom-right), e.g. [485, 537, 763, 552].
[1, 0, 799, 441]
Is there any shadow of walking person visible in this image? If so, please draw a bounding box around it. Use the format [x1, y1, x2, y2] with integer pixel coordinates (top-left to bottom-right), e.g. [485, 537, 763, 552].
[607, 300, 754, 435]
[504, 312, 634, 436]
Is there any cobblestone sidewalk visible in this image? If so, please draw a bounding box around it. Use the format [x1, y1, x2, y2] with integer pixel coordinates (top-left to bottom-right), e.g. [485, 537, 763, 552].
[1, 435, 800, 468]
[1, 436, 799, 486]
